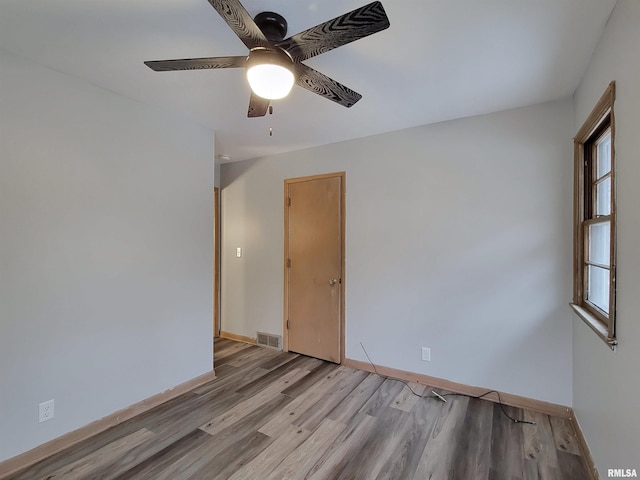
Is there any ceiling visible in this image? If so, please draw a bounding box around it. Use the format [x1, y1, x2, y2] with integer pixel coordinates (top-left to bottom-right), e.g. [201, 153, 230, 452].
[0, 0, 617, 163]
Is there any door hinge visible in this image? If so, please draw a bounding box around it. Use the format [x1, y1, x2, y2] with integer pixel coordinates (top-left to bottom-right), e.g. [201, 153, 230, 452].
[287, 197, 291, 207]
[286, 320, 290, 329]
[286, 258, 291, 268]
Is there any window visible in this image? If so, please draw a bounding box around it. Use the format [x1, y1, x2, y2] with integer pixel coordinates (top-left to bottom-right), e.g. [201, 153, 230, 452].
[572, 82, 616, 349]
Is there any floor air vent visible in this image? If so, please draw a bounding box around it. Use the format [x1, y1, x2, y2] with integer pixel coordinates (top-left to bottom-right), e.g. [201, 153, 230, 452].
[257, 332, 282, 350]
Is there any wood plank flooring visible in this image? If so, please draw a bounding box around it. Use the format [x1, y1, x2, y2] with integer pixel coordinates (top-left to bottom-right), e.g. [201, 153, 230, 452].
[7, 338, 590, 480]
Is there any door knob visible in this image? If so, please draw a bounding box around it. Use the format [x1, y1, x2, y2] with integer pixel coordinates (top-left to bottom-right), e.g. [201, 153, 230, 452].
[329, 278, 338, 285]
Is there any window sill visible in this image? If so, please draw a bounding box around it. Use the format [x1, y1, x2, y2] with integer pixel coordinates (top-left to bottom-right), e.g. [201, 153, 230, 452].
[570, 303, 616, 350]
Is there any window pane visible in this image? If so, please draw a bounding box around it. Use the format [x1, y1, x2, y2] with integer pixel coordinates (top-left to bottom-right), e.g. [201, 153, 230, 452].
[587, 265, 610, 313]
[588, 221, 610, 266]
[596, 130, 611, 178]
[596, 177, 611, 216]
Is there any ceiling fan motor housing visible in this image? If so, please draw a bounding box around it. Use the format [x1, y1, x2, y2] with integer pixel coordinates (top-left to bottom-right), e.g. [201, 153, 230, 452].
[254, 11, 288, 42]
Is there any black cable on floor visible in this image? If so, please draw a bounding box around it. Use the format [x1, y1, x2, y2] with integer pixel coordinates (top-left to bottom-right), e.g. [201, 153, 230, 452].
[359, 342, 536, 425]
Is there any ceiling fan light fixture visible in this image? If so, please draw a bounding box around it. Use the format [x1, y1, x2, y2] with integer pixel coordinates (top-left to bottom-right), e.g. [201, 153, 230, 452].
[246, 48, 295, 100]
[145, 1, 390, 117]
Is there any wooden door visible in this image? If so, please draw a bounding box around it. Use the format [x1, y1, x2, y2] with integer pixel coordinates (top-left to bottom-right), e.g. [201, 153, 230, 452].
[284, 173, 344, 363]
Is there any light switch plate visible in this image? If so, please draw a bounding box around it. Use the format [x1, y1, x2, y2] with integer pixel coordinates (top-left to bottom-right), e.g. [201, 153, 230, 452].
[421, 347, 431, 362]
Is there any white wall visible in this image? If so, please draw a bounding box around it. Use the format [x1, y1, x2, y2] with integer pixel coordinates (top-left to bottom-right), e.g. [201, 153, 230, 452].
[221, 99, 574, 406]
[572, 1, 640, 476]
[0, 50, 214, 462]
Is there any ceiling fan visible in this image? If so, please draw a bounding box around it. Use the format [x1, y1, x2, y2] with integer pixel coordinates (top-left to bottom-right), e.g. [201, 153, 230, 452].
[144, 0, 390, 118]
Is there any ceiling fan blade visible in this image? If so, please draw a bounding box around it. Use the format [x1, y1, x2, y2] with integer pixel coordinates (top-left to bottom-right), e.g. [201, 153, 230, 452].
[294, 64, 362, 108]
[207, 0, 269, 50]
[276, 1, 390, 62]
[248, 92, 270, 117]
[144, 56, 246, 71]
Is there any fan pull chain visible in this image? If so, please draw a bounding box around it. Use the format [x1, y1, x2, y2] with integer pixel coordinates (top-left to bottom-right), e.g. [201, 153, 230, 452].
[269, 105, 274, 136]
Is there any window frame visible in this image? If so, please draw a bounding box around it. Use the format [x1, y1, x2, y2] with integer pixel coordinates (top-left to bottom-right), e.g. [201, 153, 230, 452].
[571, 81, 617, 349]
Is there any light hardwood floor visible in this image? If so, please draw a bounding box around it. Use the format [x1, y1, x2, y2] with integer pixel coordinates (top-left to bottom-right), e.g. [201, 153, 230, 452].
[7, 338, 590, 479]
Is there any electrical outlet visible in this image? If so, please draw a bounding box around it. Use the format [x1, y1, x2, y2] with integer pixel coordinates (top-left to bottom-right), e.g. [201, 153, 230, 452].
[39, 399, 54, 423]
[421, 347, 431, 362]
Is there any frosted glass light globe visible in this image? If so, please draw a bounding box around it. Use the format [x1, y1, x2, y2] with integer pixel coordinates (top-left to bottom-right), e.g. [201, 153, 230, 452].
[247, 63, 294, 100]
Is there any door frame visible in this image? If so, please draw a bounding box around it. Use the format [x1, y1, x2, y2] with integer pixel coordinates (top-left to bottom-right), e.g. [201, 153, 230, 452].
[283, 171, 346, 363]
[214, 186, 221, 338]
